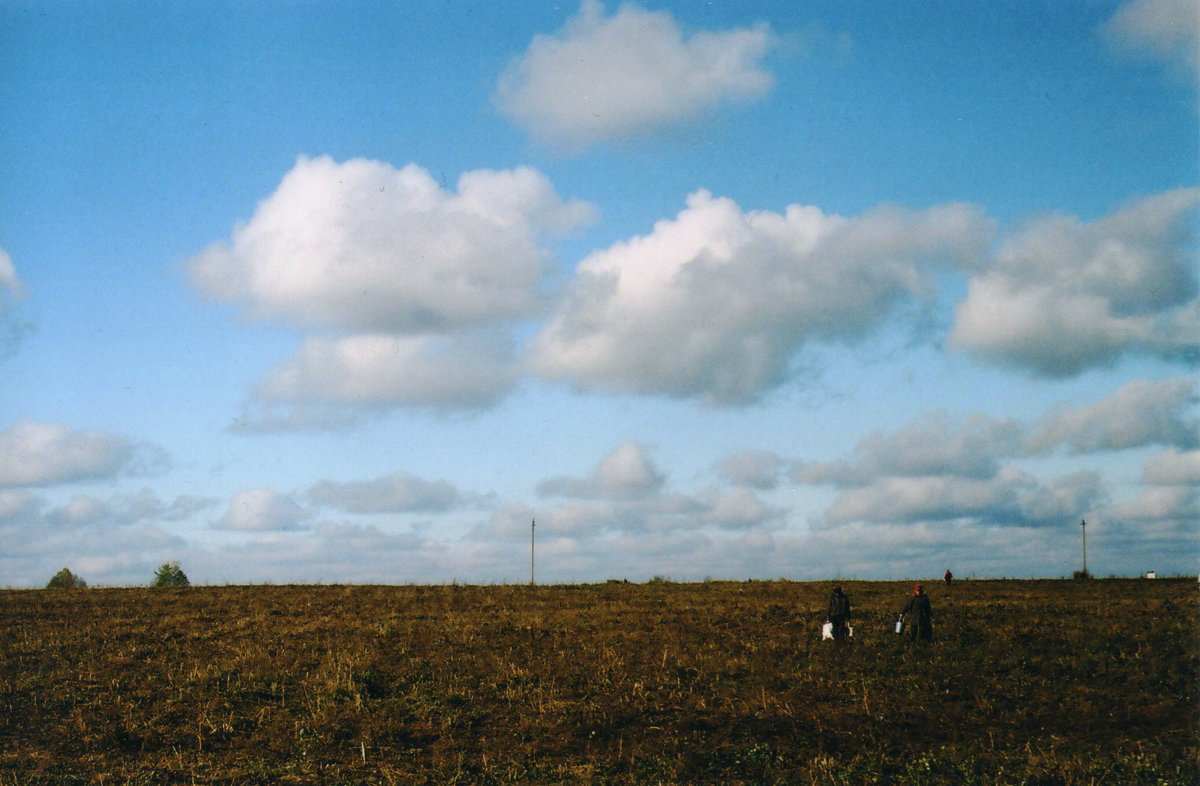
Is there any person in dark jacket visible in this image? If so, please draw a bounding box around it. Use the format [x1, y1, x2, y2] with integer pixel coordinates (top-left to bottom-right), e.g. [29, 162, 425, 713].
[943, 569, 953, 586]
[827, 585, 851, 641]
[901, 583, 933, 641]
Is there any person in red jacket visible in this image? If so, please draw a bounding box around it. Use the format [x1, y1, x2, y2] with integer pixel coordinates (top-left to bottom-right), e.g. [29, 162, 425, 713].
[901, 583, 933, 641]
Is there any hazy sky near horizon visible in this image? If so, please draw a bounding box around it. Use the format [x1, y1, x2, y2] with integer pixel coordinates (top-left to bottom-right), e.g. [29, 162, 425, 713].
[1, 0, 1197, 587]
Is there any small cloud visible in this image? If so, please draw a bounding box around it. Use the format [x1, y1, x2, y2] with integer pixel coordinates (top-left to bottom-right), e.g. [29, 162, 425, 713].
[495, 0, 774, 149]
[484, 502, 538, 539]
[313, 521, 424, 553]
[216, 489, 310, 532]
[308, 471, 469, 514]
[1107, 484, 1198, 523]
[1016, 471, 1108, 525]
[46, 495, 109, 528]
[538, 441, 665, 500]
[0, 421, 168, 488]
[1102, 0, 1199, 73]
[254, 333, 519, 414]
[701, 487, 784, 530]
[0, 248, 23, 301]
[0, 490, 38, 520]
[228, 400, 368, 435]
[1027, 377, 1198, 454]
[820, 468, 1028, 527]
[3, 488, 212, 533]
[794, 412, 1019, 485]
[719, 450, 785, 490]
[1141, 448, 1200, 485]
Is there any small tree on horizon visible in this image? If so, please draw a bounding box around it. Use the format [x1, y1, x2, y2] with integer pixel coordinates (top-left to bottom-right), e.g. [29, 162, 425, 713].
[151, 562, 190, 588]
[46, 567, 87, 589]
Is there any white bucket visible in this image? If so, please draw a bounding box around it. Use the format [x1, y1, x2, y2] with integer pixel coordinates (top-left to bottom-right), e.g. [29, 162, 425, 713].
[895, 620, 904, 634]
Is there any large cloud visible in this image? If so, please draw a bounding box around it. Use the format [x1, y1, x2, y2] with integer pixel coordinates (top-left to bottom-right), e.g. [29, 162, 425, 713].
[951, 188, 1200, 376]
[495, 1, 773, 149]
[534, 191, 991, 403]
[190, 156, 595, 332]
[188, 157, 595, 421]
[0, 421, 166, 488]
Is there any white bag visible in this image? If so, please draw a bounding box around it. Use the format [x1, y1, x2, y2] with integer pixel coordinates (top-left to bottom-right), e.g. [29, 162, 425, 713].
[847, 625, 854, 638]
[895, 620, 904, 634]
[821, 621, 833, 640]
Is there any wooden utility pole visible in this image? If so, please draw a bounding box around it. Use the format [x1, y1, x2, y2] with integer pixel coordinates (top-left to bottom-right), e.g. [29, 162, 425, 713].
[530, 519, 535, 586]
[1080, 519, 1087, 576]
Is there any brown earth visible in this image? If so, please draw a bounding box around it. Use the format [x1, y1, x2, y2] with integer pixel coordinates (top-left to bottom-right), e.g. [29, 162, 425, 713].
[1, 578, 1195, 784]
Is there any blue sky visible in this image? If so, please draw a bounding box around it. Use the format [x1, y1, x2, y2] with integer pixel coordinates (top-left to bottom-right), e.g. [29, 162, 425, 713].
[1, 0, 1196, 586]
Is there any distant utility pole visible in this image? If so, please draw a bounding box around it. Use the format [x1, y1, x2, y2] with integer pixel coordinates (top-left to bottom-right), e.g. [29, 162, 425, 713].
[530, 519, 536, 586]
[1080, 519, 1087, 576]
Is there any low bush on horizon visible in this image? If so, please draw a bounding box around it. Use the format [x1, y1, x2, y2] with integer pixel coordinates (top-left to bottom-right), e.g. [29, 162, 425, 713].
[150, 561, 190, 588]
[1, 579, 1194, 784]
[44, 567, 87, 589]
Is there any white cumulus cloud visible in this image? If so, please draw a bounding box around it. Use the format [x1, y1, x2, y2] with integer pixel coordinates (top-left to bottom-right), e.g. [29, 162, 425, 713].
[795, 412, 1020, 485]
[255, 333, 519, 412]
[538, 440, 666, 500]
[1027, 377, 1198, 454]
[0, 246, 30, 361]
[495, 0, 773, 149]
[1142, 448, 1200, 485]
[189, 156, 595, 423]
[1107, 485, 1198, 523]
[0, 421, 165, 488]
[0, 248, 22, 300]
[217, 489, 310, 532]
[788, 383, 1195, 530]
[1103, 0, 1199, 72]
[818, 467, 1106, 529]
[951, 188, 1200, 376]
[190, 156, 595, 332]
[534, 191, 991, 403]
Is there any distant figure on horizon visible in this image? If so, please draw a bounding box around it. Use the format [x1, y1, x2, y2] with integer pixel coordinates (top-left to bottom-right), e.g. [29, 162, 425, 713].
[827, 585, 852, 641]
[901, 583, 933, 642]
[944, 569, 953, 586]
